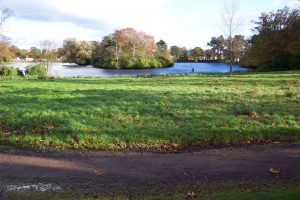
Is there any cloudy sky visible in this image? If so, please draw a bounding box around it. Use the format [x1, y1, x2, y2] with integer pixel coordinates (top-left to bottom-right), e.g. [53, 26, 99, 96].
[1, 0, 299, 49]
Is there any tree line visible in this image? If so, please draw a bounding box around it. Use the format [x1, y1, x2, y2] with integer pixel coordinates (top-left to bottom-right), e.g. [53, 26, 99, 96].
[0, 5, 299, 71]
[62, 28, 174, 69]
[240, 7, 300, 70]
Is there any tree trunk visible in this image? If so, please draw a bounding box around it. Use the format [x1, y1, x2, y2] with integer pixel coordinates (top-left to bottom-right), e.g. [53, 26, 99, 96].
[229, 62, 233, 77]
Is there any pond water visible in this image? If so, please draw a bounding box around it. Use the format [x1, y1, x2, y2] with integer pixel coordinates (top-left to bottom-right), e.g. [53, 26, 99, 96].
[7, 62, 248, 77]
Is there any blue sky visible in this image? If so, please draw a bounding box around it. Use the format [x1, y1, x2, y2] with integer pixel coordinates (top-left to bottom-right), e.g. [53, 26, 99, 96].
[1, 0, 299, 49]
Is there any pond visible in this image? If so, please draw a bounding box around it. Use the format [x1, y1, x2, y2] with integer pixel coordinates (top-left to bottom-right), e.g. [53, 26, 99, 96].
[7, 62, 248, 77]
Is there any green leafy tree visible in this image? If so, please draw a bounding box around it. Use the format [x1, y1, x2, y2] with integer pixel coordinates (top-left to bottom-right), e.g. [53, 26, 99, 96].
[29, 47, 41, 60]
[207, 36, 225, 61]
[156, 40, 172, 62]
[9, 45, 27, 59]
[170, 46, 188, 61]
[190, 47, 204, 61]
[204, 49, 213, 60]
[62, 38, 94, 65]
[0, 41, 13, 62]
[156, 40, 168, 52]
[241, 7, 300, 69]
[223, 35, 247, 63]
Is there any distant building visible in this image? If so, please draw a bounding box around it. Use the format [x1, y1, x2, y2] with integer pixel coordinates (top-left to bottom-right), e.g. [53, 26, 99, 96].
[13, 57, 22, 62]
[25, 57, 34, 62]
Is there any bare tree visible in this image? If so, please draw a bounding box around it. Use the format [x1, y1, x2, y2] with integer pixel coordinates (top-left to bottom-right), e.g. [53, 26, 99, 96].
[0, 7, 9, 39]
[220, 0, 241, 76]
[40, 40, 57, 75]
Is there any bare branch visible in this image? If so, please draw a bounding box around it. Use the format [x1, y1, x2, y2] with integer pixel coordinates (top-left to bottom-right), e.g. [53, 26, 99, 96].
[40, 40, 57, 75]
[0, 7, 9, 39]
[219, 0, 243, 76]
[220, 0, 240, 38]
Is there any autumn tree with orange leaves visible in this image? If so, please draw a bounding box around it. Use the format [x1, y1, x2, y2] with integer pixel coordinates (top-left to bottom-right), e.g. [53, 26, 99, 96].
[92, 28, 174, 69]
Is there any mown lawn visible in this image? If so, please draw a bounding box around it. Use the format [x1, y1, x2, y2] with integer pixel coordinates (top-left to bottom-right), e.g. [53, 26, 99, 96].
[0, 71, 299, 150]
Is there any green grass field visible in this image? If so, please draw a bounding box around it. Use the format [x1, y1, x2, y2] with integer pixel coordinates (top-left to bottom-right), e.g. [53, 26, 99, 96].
[0, 71, 299, 150]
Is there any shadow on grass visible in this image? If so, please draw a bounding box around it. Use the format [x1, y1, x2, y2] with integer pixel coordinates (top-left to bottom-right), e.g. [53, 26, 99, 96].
[0, 83, 299, 150]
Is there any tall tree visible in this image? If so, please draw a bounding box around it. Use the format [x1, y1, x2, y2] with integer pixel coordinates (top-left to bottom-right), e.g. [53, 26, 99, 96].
[220, 0, 241, 76]
[204, 49, 213, 60]
[62, 38, 78, 64]
[29, 47, 41, 60]
[92, 28, 173, 69]
[224, 35, 246, 63]
[170, 46, 188, 61]
[190, 47, 204, 61]
[9, 45, 26, 59]
[207, 36, 225, 60]
[0, 7, 11, 61]
[156, 39, 171, 60]
[241, 7, 300, 69]
[0, 40, 12, 62]
[0, 7, 9, 38]
[156, 40, 168, 52]
[62, 38, 94, 65]
[40, 40, 57, 75]
[112, 28, 153, 59]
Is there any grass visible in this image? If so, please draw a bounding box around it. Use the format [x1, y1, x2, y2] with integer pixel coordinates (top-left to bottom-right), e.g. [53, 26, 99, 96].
[0, 71, 299, 150]
[3, 189, 300, 200]
[2, 181, 300, 199]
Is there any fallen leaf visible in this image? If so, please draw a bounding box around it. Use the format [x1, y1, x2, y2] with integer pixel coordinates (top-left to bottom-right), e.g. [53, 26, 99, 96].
[187, 191, 196, 198]
[251, 112, 260, 119]
[2, 132, 11, 137]
[269, 167, 281, 174]
[94, 170, 103, 176]
[171, 143, 180, 149]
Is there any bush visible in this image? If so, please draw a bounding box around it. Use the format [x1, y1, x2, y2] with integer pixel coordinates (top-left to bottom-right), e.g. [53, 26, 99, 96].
[92, 55, 174, 69]
[3, 55, 13, 62]
[234, 101, 258, 116]
[25, 64, 47, 77]
[0, 66, 23, 77]
[288, 55, 300, 70]
[157, 56, 174, 67]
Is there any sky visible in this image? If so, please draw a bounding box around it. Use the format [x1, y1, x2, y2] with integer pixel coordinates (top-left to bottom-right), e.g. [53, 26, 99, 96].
[1, 0, 299, 49]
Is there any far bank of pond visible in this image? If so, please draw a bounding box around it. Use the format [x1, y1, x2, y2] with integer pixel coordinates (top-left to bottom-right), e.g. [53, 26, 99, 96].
[7, 62, 248, 77]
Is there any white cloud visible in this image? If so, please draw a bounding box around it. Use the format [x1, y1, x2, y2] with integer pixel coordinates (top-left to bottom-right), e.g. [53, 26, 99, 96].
[289, 0, 300, 7]
[2, 0, 296, 49]
[3, 0, 183, 48]
[6, 18, 100, 49]
[273, 0, 284, 6]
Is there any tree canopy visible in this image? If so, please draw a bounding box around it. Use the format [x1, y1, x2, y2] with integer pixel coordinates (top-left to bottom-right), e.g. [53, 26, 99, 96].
[92, 28, 174, 69]
[240, 7, 300, 69]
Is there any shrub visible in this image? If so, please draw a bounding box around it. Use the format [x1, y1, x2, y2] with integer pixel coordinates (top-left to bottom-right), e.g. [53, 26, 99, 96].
[285, 90, 298, 98]
[0, 66, 22, 77]
[92, 55, 174, 69]
[25, 64, 47, 77]
[157, 56, 174, 67]
[234, 101, 258, 116]
[3, 55, 13, 62]
[288, 55, 300, 70]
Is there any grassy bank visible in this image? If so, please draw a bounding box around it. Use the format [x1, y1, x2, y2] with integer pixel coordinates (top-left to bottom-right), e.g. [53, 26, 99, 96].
[0, 71, 299, 150]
